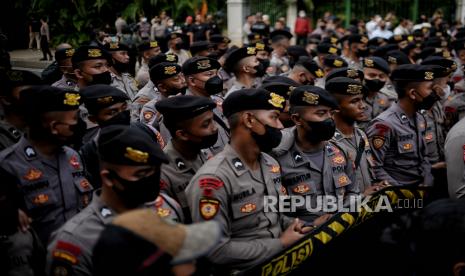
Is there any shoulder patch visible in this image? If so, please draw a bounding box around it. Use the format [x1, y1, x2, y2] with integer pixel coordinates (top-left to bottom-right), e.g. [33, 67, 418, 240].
[199, 198, 220, 220]
[372, 136, 385, 149]
[374, 123, 390, 136]
[199, 177, 224, 190]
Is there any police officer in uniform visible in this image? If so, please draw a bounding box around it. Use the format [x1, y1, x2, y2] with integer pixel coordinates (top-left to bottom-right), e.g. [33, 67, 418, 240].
[0, 69, 41, 151]
[287, 56, 325, 86]
[272, 85, 357, 222]
[186, 88, 311, 271]
[0, 86, 92, 244]
[183, 56, 230, 153]
[46, 124, 178, 276]
[156, 95, 218, 221]
[445, 116, 465, 198]
[366, 64, 437, 186]
[224, 46, 263, 96]
[342, 34, 369, 70]
[104, 42, 139, 100]
[326, 77, 387, 194]
[325, 67, 364, 83]
[52, 47, 78, 91]
[135, 40, 162, 88]
[269, 30, 293, 75]
[165, 32, 191, 65]
[72, 45, 113, 89]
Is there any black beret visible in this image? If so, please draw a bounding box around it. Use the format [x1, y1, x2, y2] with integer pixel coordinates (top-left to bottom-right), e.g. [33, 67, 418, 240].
[389, 34, 408, 44]
[368, 37, 387, 48]
[81, 84, 129, 114]
[432, 49, 453, 59]
[287, 45, 309, 59]
[363, 56, 390, 74]
[98, 124, 168, 165]
[262, 75, 300, 87]
[224, 46, 257, 73]
[326, 67, 364, 82]
[223, 88, 286, 117]
[251, 41, 272, 53]
[402, 42, 421, 53]
[391, 64, 436, 82]
[165, 32, 183, 41]
[428, 64, 451, 79]
[295, 56, 325, 78]
[149, 62, 181, 82]
[209, 34, 231, 44]
[20, 85, 81, 115]
[289, 85, 338, 109]
[348, 34, 369, 45]
[247, 32, 264, 44]
[321, 36, 339, 45]
[373, 44, 398, 57]
[0, 69, 42, 96]
[156, 95, 216, 123]
[386, 50, 411, 65]
[270, 30, 293, 42]
[182, 56, 220, 76]
[323, 55, 348, 68]
[138, 41, 160, 53]
[317, 43, 341, 55]
[189, 41, 214, 56]
[452, 39, 465, 52]
[104, 42, 130, 52]
[54, 48, 75, 62]
[260, 81, 298, 99]
[424, 37, 447, 48]
[419, 47, 437, 60]
[148, 53, 178, 69]
[421, 56, 458, 74]
[325, 77, 367, 96]
[72, 46, 111, 66]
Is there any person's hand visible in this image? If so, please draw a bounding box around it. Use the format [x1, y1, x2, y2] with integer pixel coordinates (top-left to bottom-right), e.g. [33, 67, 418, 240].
[431, 161, 446, 169]
[280, 218, 307, 247]
[18, 209, 32, 232]
[312, 213, 332, 227]
[363, 180, 390, 196]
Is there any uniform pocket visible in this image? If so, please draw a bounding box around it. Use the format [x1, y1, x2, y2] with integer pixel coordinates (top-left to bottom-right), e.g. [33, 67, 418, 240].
[397, 139, 415, 154]
[24, 184, 58, 211]
[231, 195, 262, 220]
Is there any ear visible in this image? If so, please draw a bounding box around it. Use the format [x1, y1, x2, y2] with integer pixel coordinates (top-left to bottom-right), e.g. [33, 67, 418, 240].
[49, 120, 59, 135]
[156, 83, 166, 93]
[298, 72, 306, 83]
[291, 113, 302, 126]
[175, 129, 190, 141]
[74, 68, 84, 79]
[100, 169, 114, 188]
[242, 112, 255, 128]
[187, 76, 196, 87]
[407, 87, 416, 100]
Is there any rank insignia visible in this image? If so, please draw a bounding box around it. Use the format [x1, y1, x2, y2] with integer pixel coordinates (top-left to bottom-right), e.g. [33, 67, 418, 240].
[125, 147, 149, 163]
[292, 183, 310, 194]
[240, 203, 257, 213]
[269, 165, 280, 173]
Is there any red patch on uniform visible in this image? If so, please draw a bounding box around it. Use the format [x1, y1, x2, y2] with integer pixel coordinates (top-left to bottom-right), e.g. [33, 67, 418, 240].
[199, 178, 224, 190]
[56, 241, 82, 256]
[69, 156, 80, 169]
[332, 155, 345, 165]
[159, 179, 168, 190]
[202, 188, 214, 197]
[445, 106, 457, 113]
[374, 123, 390, 136]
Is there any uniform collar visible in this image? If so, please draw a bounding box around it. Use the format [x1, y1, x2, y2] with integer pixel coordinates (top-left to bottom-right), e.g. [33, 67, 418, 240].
[391, 103, 412, 125]
[91, 190, 116, 224]
[165, 141, 205, 173]
[18, 136, 39, 161]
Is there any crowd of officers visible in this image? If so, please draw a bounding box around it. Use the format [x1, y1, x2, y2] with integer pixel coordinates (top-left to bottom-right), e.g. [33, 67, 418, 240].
[2, 17, 465, 276]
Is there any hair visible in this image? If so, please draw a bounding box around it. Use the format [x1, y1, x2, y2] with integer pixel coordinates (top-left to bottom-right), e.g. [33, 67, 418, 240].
[393, 80, 422, 98]
[163, 118, 190, 138]
[288, 105, 306, 115]
[227, 112, 242, 130]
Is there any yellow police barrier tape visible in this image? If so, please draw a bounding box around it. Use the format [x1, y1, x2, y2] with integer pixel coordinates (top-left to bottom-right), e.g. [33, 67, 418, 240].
[242, 186, 428, 276]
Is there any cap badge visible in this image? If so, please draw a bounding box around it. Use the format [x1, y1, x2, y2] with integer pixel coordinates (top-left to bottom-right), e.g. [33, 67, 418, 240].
[424, 71, 434, 80]
[247, 47, 256, 55]
[97, 96, 113, 104]
[63, 93, 80, 106]
[88, 49, 102, 57]
[331, 37, 338, 44]
[361, 36, 369, 44]
[302, 92, 319, 105]
[197, 59, 211, 70]
[166, 54, 176, 62]
[364, 59, 374, 67]
[256, 43, 265, 50]
[125, 147, 149, 163]
[268, 93, 285, 108]
[347, 84, 362, 94]
[388, 56, 397, 64]
[65, 48, 75, 57]
[150, 41, 158, 48]
[164, 66, 177, 75]
[347, 69, 358, 78]
[315, 69, 324, 78]
[328, 47, 337, 54]
[333, 59, 343, 67]
[109, 42, 119, 49]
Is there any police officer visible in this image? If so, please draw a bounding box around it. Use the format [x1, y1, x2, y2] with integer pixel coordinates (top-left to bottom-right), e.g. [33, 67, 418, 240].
[189, 41, 215, 57]
[342, 34, 369, 70]
[359, 57, 392, 129]
[156, 95, 218, 221]
[287, 56, 325, 86]
[314, 43, 342, 68]
[104, 42, 139, 100]
[326, 77, 387, 194]
[209, 34, 231, 61]
[224, 46, 263, 96]
[252, 40, 273, 78]
[366, 64, 437, 186]
[269, 30, 293, 75]
[322, 54, 348, 75]
[165, 32, 191, 65]
[0, 69, 41, 151]
[0, 86, 92, 244]
[72, 45, 112, 88]
[186, 88, 310, 271]
[46, 124, 178, 276]
[325, 67, 364, 83]
[272, 85, 357, 222]
[135, 40, 162, 88]
[131, 53, 178, 122]
[52, 47, 78, 91]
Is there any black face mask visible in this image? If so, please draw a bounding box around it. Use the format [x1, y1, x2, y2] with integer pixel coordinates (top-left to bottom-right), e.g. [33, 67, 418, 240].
[415, 90, 439, 111]
[187, 131, 219, 149]
[109, 169, 161, 208]
[251, 118, 283, 152]
[174, 41, 184, 50]
[112, 60, 130, 73]
[447, 81, 455, 91]
[88, 71, 112, 86]
[301, 77, 315, 86]
[253, 62, 266, 77]
[100, 110, 131, 128]
[67, 117, 88, 147]
[364, 79, 386, 92]
[204, 76, 223, 95]
[305, 118, 336, 143]
[257, 58, 270, 76]
[356, 48, 369, 57]
[170, 86, 187, 96]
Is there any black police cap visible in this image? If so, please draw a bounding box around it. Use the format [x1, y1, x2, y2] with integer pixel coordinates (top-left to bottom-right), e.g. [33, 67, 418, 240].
[104, 42, 130, 52]
[223, 88, 286, 118]
[149, 62, 181, 82]
[165, 32, 183, 41]
[391, 64, 436, 82]
[323, 55, 348, 68]
[98, 124, 168, 165]
[262, 75, 300, 87]
[388, 34, 408, 44]
[317, 43, 341, 55]
[368, 37, 387, 48]
[72, 46, 111, 67]
[138, 41, 160, 53]
[386, 50, 411, 65]
[372, 44, 398, 57]
[270, 30, 293, 43]
[182, 56, 220, 76]
[363, 56, 390, 74]
[326, 67, 364, 82]
[223, 46, 257, 73]
[295, 56, 325, 78]
[81, 84, 129, 114]
[289, 85, 338, 109]
[322, 36, 339, 45]
[55, 48, 75, 62]
[347, 34, 369, 45]
[325, 77, 367, 96]
[148, 53, 178, 69]
[452, 39, 465, 52]
[20, 85, 81, 115]
[190, 41, 214, 56]
[209, 34, 231, 44]
[247, 32, 264, 44]
[421, 56, 458, 74]
[287, 45, 309, 59]
[260, 81, 297, 99]
[251, 41, 272, 53]
[156, 95, 216, 123]
[0, 69, 42, 96]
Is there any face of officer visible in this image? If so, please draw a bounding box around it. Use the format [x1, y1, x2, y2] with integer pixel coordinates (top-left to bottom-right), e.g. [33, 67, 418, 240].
[143, 47, 161, 62]
[240, 109, 284, 152]
[406, 81, 438, 111]
[187, 69, 223, 96]
[75, 59, 112, 86]
[294, 66, 315, 85]
[101, 164, 161, 210]
[291, 105, 336, 144]
[363, 67, 388, 93]
[335, 94, 368, 123]
[156, 73, 187, 96]
[58, 58, 76, 80]
[111, 51, 130, 73]
[175, 110, 219, 149]
[90, 102, 130, 126]
[35, 109, 80, 144]
[240, 56, 260, 76]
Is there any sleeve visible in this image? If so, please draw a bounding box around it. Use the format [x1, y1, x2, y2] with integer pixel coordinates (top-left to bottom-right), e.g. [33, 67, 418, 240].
[445, 136, 465, 198]
[365, 120, 400, 186]
[186, 174, 283, 267]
